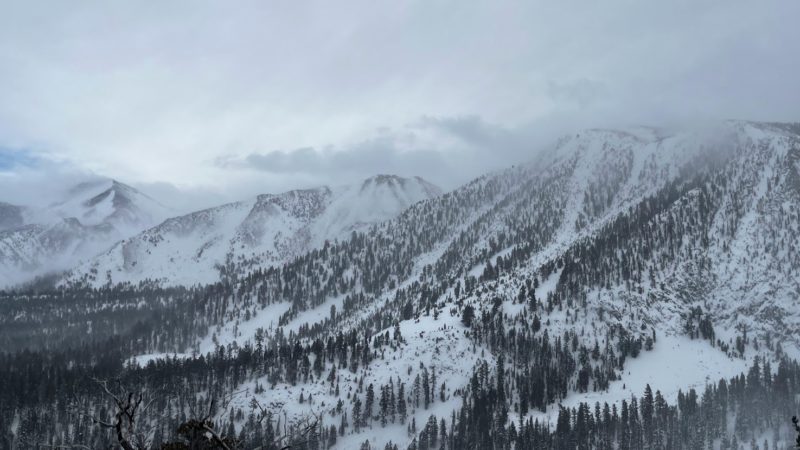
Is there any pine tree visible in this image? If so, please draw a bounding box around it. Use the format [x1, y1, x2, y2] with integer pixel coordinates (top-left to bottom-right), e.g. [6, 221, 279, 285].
[398, 383, 408, 424]
[328, 424, 337, 448]
[379, 385, 389, 426]
[353, 397, 362, 432]
[389, 379, 397, 423]
[461, 305, 475, 327]
[422, 367, 431, 409]
[430, 368, 437, 405]
[642, 384, 654, 440]
[365, 384, 375, 425]
[414, 374, 422, 409]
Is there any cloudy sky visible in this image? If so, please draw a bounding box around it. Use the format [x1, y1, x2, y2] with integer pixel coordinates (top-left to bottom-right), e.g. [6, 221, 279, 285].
[0, 0, 798, 211]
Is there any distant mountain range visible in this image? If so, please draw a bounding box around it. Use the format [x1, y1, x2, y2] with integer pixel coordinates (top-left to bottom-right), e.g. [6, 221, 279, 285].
[0, 175, 441, 288]
[0, 179, 172, 287]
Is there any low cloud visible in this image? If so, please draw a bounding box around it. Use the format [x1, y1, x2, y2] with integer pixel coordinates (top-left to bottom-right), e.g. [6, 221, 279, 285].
[547, 79, 605, 108]
[215, 115, 553, 190]
[0, 148, 42, 171]
[0, 157, 97, 207]
[0, 0, 798, 208]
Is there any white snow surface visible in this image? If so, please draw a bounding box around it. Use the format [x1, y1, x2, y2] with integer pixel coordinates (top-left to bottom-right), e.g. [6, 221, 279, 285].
[37, 179, 171, 230]
[0, 179, 171, 288]
[65, 175, 441, 287]
[226, 312, 488, 450]
[528, 334, 750, 427]
[197, 301, 293, 354]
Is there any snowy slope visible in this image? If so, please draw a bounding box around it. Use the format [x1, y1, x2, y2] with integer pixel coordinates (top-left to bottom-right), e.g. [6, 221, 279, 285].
[23, 121, 800, 448]
[65, 175, 442, 287]
[190, 311, 487, 450]
[49, 179, 171, 232]
[541, 122, 800, 356]
[170, 121, 800, 445]
[0, 179, 171, 288]
[491, 125, 797, 324]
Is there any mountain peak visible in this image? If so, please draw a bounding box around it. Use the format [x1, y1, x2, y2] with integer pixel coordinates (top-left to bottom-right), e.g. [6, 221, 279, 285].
[360, 174, 442, 198]
[362, 173, 405, 184]
[45, 178, 172, 231]
[63, 173, 443, 287]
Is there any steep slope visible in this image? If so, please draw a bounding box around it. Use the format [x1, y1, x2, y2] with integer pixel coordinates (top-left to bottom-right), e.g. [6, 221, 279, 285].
[521, 121, 800, 356]
[47, 179, 172, 232]
[0, 179, 171, 288]
[65, 175, 442, 287]
[0, 220, 119, 287]
[167, 121, 800, 449]
[190, 124, 734, 359]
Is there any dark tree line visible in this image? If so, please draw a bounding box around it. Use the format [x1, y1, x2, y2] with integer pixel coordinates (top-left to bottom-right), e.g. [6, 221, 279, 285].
[411, 357, 800, 450]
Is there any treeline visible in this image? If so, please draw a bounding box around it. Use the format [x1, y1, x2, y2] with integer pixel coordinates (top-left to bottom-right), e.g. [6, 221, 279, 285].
[415, 357, 800, 450]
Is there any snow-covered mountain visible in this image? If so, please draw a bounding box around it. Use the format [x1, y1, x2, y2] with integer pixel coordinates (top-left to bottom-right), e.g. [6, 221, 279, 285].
[44, 179, 172, 233]
[4, 121, 800, 449]
[148, 120, 799, 449]
[0, 179, 171, 288]
[65, 174, 441, 287]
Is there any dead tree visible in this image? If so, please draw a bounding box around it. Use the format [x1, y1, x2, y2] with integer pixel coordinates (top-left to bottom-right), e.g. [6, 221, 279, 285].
[78, 378, 158, 450]
[161, 398, 238, 450]
[158, 392, 320, 449]
[77, 378, 319, 449]
[247, 398, 320, 450]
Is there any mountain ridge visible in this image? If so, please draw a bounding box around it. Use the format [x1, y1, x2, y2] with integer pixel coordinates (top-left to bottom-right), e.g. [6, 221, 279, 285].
[0, 178, 172, 288]
[2, 120, 800, 449]
[63, 174, 442, 287]
[136, 119, 800, 449]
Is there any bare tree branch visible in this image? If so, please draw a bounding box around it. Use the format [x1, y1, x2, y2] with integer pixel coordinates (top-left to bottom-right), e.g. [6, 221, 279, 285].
[78, 377, 151, 450]
[201, 421, 233, 450]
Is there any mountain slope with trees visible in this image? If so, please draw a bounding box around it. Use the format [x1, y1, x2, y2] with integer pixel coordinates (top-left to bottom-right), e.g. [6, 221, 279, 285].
[1, 121, 799, 449]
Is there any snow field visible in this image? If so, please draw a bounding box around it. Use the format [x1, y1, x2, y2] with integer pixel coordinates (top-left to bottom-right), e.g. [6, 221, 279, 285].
[227, 311, 488, 450]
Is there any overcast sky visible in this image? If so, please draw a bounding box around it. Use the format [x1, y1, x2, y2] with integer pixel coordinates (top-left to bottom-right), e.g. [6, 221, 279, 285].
[0, 0, 798, 211]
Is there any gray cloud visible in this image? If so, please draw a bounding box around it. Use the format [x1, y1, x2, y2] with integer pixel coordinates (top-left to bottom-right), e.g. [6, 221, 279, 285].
[238, 143, 446, 179]
[0, 0, 797, 206]
[215, 115, 553, 190]
[0, 159, 98, 207]
[547, 79, 605, 109]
